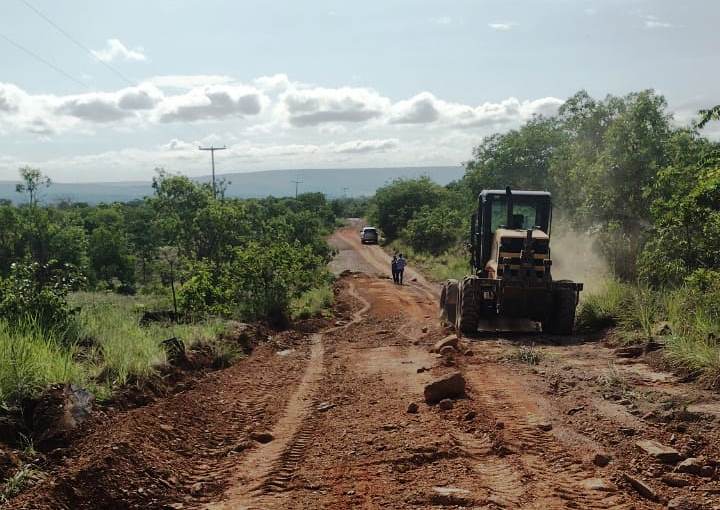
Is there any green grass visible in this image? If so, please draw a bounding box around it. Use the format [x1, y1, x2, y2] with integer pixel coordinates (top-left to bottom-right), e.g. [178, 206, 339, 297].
[578, 278, 720, 387]
[0, 465, 40, 503]
[507, 344, 543, 365]
[0, 292, 233, 407]
[290, 283, 334, 320]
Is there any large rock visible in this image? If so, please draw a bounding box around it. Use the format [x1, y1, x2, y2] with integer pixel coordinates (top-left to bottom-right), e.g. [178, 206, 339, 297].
[622, 473, 658, 501]
[432, 335, 458, 353]
[635, 439, 682, 463]
[675, 457, 713, 478]
[424, 372, 466, 404]
[667, 496, 703, 510]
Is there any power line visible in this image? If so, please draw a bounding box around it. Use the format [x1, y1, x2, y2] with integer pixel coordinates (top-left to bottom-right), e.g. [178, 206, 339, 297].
[0, 31, 89, 89]
[199, 145, 226, 198]
[291, 177, 303, 199]
[17, 0, 136, 87]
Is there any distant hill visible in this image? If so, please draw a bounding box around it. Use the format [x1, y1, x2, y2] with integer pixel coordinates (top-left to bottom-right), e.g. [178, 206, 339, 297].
[0, 166, 464, 204]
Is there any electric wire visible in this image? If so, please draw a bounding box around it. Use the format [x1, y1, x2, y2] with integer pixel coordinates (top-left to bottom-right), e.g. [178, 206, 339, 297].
[17, 0, 137, 87]
[0, 30, 89, 89]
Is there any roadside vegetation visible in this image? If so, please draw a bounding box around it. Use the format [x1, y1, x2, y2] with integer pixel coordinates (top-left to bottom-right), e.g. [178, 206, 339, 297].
[0, 170, 339, 410]
[367, 90, 720, 386]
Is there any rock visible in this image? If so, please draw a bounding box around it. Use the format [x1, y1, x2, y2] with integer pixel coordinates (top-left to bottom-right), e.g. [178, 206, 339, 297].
[614, 345, 643, 358]
[495, 421, 505, 430]
[537, 421, 553, 432]
[662, 474, 690, 487]
[438, 399, 454, 411]
[250, 431, 274, 443]
[653, 321, 672, 336]
[407, 403, 419, 414]
[429, 486, 472, 506]
[675, 457, 713, 477]
[439, 345, 456, 357]
[159, 424, 174, 432]
[567, 405, 585, 415]
[582, 478, 617, 492]
[416, 367, 429, 373]
[464, 411, 476, 421]
[636, 439, 682, 463]
[667, 496, 703, 510]
[423, 372, 466, 404]
[622, 473, 658, 501]
[317, 402, 336, 412]
[463, 349, 474, 356]
[33, 384, 94, 446]
[619, 427, 636, 436]
[592, 451, 612, 467]
[421, 326, 428, 333]
[698, 482, 720, 494]
[190, 482, 205, 496]
[432, 335, 458, 353]
[168, 504, 185, 509]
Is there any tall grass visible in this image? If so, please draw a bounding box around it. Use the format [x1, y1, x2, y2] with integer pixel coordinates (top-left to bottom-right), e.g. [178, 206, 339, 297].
[0, 321, 87, 404]
[578, 279, 720, 386]
[290, 284, 334, 319]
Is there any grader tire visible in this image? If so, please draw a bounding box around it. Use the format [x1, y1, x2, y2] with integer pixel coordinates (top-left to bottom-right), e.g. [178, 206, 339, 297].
[440, 279, 458, 327]
[456, 277, 479, 337]
[547, 288, 577, 335]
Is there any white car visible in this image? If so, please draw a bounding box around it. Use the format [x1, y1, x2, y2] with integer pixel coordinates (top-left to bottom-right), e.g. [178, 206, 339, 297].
[360, 226, 379, 244]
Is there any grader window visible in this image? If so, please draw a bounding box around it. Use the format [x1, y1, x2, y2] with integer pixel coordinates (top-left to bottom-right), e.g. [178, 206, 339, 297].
[490, 199, 540, 232]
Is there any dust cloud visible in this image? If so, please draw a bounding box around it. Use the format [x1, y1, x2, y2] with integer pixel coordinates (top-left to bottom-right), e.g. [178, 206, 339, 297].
[550, 228, 608, 296]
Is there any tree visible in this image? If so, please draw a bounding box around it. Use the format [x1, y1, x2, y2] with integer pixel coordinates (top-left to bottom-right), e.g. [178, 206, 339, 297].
[698, 105, 720, 128]
[15, 166, 51, 206]
[371, 177, 446, 240]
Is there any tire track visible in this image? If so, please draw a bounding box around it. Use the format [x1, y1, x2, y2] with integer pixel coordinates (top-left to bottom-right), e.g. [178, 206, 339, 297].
[463, 368, 634, 509]
[205, 334, 325, 509]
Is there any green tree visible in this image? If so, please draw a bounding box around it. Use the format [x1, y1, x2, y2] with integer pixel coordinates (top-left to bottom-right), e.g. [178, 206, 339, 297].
[15, 166, 51, 206]
[371, 177, 446, 240]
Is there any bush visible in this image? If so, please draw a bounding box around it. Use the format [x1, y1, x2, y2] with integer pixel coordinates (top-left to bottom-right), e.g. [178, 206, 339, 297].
[402, 206, 465, 256]
[576, 280, 633, 331]
[290, 283, 334, 320]
[0, 261, 84, 336]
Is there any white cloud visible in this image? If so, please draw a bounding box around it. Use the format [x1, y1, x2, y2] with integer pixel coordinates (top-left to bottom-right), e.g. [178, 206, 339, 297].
[332, 138, 399, 154]
[489, 22, 516, 31]
[390, 92, 440, 124]
[643, 15, 673, 29]
[431, 16, 452, 25]
[91, 39, 147, 62]
[280, 86, 390, 126]
[147, 75, 234, 89]
[155, 84, 265, 123]
[254, 74, 291, 93]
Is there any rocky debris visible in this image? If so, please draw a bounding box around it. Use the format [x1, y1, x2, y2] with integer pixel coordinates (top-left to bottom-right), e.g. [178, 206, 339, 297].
[661, 474, 691, 487]
[463, 349, 474, 356]
[159, 424, 174, 432]
[567, 405, 585, 415]
[33, 384, 94, 447]
[622, 473, 658, 501]
[582, 478, 617, 492]
[464, 411, 476, 421]
[421, 326, 428, 333]
[636, 439, 682, 463]
[432, 335, 459, 353]
[250, 431, 274, 444]
[675, 457, 714, 477]
[591, 451, 612, 467]
[495, 421, 505, 430]
[423, 372, 466, 405]
[416, 367, 429, 373]
[439, 345, 456, 357]
[407, 403, 419, 414]
[317, 402, 336, 412]
[667, 496, 703, 510]
[438, 399, 454, 411]
[0, 447, 20, 479]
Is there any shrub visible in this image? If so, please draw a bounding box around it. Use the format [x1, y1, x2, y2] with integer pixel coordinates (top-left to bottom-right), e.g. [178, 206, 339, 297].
[290, 283, 334, 320]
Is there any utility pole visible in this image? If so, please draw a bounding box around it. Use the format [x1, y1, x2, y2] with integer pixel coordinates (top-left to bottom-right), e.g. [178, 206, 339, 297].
[198, 145, 226, 198]
[291, 177, 303, 199]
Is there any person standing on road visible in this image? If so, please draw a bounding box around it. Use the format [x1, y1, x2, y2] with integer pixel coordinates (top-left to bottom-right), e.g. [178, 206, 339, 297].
[391, 255, 399, 284]
[396, 253, 406, 285]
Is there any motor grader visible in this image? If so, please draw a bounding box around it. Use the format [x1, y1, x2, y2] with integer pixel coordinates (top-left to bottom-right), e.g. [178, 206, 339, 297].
[440, 187, 583, 336]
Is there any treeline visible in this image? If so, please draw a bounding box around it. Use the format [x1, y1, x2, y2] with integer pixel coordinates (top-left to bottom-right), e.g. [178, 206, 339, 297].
[370, 90, 720, 288]
[0, 168, 340, 330]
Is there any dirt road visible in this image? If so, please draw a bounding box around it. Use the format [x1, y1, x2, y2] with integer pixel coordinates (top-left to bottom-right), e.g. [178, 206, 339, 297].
[10, 226, 720, 509]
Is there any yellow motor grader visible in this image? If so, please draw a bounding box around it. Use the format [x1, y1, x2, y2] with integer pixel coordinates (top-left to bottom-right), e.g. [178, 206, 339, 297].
[440, 187, 583, 336]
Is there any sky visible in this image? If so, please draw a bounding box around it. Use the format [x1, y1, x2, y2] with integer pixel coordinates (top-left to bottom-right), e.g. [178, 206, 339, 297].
[0, 0, 718, 182]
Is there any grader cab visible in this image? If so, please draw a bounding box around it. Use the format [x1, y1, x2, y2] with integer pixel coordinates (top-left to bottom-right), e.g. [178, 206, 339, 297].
[440, 187, 583, 336]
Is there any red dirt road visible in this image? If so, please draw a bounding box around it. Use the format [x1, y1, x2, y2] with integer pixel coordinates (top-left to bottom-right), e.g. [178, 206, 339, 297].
[8, 226, 720, 509]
